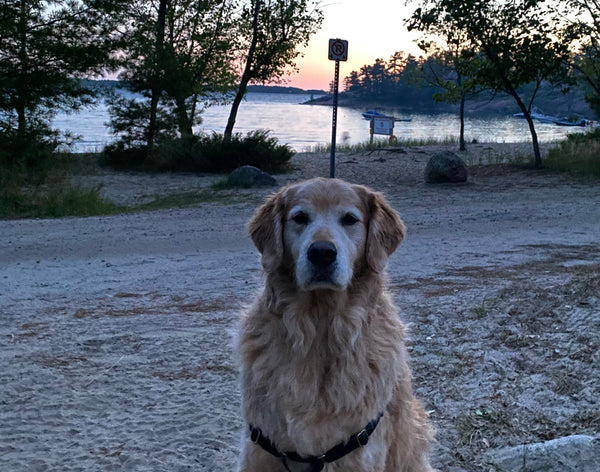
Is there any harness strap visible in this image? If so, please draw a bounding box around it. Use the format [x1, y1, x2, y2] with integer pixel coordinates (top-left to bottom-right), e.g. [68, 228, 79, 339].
[249, 412, 384, 471]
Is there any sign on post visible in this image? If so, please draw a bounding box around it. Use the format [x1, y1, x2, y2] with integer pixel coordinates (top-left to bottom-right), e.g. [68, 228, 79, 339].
[328, 39, 348, 61]
[370, 116, 395, 145]
[328, 39, 348, 178]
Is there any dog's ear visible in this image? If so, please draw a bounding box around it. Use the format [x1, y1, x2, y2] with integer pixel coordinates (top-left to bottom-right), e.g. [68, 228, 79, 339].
[248, 190, 285, 272]
[365, 190, 406, 273]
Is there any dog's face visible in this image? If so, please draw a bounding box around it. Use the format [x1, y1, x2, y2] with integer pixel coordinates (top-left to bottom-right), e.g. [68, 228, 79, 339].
[249, 178, 406, 291]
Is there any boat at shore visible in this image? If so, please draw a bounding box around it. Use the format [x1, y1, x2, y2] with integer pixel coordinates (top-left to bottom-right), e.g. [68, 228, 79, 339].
[362, 110, 412, 121]
[513, 110, 590, 127]
[362, 110, 386, 120]
[553, 118, 587, 127]
[513, 110, 557, 123]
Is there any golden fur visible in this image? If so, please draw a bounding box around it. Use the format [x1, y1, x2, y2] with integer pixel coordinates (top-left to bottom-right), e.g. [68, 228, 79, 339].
[238, 178, 434, 471]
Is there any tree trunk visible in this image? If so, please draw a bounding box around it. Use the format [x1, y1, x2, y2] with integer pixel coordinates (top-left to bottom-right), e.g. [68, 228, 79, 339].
[175, 95, 193, 138]
[524, 113, 542, 168]
[224, 0, 261, 141]
[15, 0, 29, 161]
[459, 94, 466, 151]
[147, 0, 168, 154]
[510, 89, 542, 168]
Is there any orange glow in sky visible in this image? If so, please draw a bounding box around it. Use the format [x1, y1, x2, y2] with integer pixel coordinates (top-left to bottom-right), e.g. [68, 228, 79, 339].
[280, 1, 422, 91]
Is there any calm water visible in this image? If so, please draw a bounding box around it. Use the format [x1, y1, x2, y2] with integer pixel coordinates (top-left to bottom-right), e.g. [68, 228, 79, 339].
[53, 92, 588, 152]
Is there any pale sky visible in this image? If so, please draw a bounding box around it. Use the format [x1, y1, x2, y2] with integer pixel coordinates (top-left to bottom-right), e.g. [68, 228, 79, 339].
[285, 0, 423, 90]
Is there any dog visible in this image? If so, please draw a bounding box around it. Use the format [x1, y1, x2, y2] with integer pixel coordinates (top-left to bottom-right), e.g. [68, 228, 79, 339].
[238, 178, 434, 471]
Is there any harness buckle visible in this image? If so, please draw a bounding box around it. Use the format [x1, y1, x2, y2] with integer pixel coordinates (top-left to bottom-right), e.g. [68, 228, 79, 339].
[356, 428, 370, 447]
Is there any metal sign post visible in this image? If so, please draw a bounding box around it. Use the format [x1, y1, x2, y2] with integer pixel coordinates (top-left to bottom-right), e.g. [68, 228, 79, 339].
[328, 39, 348, 178]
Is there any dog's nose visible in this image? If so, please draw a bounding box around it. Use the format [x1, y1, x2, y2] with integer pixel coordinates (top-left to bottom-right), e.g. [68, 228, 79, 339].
[307, 241, 337, 267]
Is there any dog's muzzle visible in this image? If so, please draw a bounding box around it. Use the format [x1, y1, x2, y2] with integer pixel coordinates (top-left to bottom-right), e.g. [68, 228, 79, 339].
[307, 241, 337, 282]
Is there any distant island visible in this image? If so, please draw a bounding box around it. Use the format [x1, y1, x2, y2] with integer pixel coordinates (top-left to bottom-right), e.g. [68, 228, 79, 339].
[304, 88, 596, 119]
[83, 79, 326, 97]
[246, 85, 326, 96]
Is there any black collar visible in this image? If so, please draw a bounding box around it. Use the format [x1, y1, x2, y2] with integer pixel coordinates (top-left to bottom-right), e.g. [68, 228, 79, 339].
[249, 412, 384, 472]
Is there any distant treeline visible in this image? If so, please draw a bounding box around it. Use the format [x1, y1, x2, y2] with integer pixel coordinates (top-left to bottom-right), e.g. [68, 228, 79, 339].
[334, 52, 595, 118]
[82, 80, 326, 97]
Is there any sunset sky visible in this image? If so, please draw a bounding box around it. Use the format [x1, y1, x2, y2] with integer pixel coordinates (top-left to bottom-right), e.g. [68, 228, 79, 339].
[283, 1, 423, 91]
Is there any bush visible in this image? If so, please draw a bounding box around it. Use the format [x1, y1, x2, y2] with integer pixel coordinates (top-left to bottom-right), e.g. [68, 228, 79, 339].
[0, 127, 58, 179]
[101, 141, 149, 170]
[546, 129, 600, 178]
[101, 130, 294, 174]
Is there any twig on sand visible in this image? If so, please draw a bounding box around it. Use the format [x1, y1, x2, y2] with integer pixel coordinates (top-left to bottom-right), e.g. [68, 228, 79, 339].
[83, 355, 125, 388]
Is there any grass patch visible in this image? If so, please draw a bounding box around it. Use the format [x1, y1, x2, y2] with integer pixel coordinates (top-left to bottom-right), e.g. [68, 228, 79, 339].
[0, 185, 123, 219]
[545, 129, 600, 178]
[307, 136, 458, 153]
[133, 187, 247, 212]
[1, 153, 125, 220]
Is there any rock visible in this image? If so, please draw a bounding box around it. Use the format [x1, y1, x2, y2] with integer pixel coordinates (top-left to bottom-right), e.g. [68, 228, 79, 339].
[424, 151, 468, 183]
[228, 165, 277, 188]
[486, 435, 599, 472]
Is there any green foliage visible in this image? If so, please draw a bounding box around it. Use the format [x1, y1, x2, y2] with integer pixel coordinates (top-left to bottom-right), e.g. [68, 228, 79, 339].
[112, 0, 239, 150]
[0, 1, 124, 164]
[105, 89, 179, 149]
[545, 129, 600, 178]
[0, 125, 58, 172]
[102, 130, 294, 174]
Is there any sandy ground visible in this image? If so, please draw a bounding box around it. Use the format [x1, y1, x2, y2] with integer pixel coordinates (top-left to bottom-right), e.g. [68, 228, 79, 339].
[1, 144, 599, 471]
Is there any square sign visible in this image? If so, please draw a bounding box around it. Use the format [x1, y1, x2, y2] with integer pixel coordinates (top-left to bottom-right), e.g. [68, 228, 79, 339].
[329, 39, 348, 61]
[371, 116, 395, 135]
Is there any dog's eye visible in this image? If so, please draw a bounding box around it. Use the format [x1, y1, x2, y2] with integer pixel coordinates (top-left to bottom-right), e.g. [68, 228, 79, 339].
[341, 213, 359, 226]
[291, 211, 309, 225]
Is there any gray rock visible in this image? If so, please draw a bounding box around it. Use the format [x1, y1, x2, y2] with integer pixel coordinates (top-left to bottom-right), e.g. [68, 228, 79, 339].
[228, 165, 277, 188]
[424, 151, 468, 183]
[487, 435, 599, 472]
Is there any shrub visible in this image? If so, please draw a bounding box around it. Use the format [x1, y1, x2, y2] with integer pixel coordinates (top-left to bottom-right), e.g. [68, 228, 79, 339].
[546, 129, 600, 178]
[0, 127, 59, 180]
[101, 141, 148, 170]
[101, 130, 294, 174]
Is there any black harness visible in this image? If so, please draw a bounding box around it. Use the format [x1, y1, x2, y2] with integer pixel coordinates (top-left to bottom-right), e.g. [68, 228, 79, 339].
[249, 412, 384, 472]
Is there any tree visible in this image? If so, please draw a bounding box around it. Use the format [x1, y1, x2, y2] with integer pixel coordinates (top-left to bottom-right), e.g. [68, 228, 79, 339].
[0, 0, 122, 165]
[224, 0, 323, 139]
[408, 15, 484, 151]
[566, 0, 600, 117]
[409, 0, 571, 167]
[108, 0, 237, 158]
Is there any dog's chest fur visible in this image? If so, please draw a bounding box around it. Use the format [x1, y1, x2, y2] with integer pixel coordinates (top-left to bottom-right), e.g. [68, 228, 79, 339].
[240, 284, 407, 458]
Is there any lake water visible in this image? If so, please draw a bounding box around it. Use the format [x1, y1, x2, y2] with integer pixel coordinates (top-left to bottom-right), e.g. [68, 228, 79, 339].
[53, 92, 588, 152]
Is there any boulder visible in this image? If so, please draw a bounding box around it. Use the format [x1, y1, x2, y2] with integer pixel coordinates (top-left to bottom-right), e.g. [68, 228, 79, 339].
[486, 435, 599, 472]
[228, 165, 277, 188]
[424, 151, 468, 183]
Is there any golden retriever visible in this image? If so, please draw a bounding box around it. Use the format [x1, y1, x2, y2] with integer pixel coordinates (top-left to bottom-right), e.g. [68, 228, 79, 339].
[238, 178, 434, 472]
